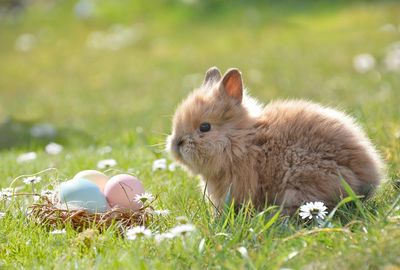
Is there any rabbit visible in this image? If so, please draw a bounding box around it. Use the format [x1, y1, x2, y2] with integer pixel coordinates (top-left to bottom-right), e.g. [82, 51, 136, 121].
[167, 67, 384, 214]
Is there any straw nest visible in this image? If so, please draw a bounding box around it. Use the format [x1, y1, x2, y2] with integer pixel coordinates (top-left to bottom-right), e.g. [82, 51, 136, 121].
[26, 195, 154, 233]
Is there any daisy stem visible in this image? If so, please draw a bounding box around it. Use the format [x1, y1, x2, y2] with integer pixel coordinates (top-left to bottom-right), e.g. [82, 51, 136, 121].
[181, 236, 187, 250]
[313, 216, 319, 227]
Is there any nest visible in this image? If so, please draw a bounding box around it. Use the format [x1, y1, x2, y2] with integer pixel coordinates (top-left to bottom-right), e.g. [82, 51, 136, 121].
[27, 195, 153, 233]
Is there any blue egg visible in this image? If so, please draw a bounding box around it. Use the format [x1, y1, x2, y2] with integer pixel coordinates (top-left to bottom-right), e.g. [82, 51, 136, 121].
[59, 178, 109, 213]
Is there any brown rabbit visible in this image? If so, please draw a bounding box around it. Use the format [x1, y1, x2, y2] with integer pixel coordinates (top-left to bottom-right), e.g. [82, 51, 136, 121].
[167, 67, 383, 213]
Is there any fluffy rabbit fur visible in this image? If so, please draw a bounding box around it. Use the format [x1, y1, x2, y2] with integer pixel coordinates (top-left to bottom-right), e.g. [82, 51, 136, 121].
[167, 67, 383, 213]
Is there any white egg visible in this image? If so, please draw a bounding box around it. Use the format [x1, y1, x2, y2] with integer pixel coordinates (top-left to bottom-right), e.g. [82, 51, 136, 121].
[73, 170, 109, 192]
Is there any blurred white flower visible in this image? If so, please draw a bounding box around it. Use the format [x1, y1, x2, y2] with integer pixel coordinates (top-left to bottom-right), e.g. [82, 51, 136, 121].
[126, 226, 152, 240]
[299, 201, 328, 220]
[50, 229, 66, 235]
[17, 152, 37, 163]
[74, 0, 95, 19]
[86, 24, 141, 51]
[154, 232, 176, 243]
[45, 142, 63, 155]
[175, 216, 189, 224]
[152, 158, 167, 171]
[395, 129, 400, 139]
[237, 246, 249, 258]
[169, 224, 196, 236]
[380, 23, 397, 32]
[134, 192, 154, 204]
[0, 188, 13, 201]
[15, 33, 36, 52]
[181, 0, 198, 6]
[97, 146, 112, 155]
[97, 159, 117, 169]
[385, 43, 400, 71]
[168, 163, 176, 171]
[0, 212, 5, 219]
[135, 126, 144, 133]
[23, 176, 42, 185]
[153, 209, 170, 216]
[353, 53, 375, 73]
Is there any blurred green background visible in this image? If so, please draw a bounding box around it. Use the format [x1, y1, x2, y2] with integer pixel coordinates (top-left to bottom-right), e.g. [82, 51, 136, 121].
[0, 0, 399, 155]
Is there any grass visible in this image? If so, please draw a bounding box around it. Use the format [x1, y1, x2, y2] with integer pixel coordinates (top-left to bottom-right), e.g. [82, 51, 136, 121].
[0, 0, 400, 269]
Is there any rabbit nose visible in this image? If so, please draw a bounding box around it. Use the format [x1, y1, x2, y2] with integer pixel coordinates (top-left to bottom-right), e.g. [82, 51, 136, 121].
[174, 135, 190, 149]
[177, 138, 184, 147]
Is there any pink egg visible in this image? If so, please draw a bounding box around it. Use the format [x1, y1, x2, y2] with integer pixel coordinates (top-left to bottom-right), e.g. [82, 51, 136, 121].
[103, 174, 145, 210]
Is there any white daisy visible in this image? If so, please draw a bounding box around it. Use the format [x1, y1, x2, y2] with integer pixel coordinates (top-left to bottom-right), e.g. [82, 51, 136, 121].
[169, 224, 196, 236]
[50, 229, 66, 235]
[45, 142, 63, 155]
[299, 201, 328, 220]
[0, 212, 5, 219]
[134, 192, 154, 204]
[126, 226, 152, 240]
[0, 188, 13, 200]
[154, 232, 176, 243]
[153, 209, 170, 216]
[97, 159, 117, 169]
[22, 176, 42, 185]
[152, 158, 167, 171]
[17, 152, 37, 163]
[154, 232, 177, 243]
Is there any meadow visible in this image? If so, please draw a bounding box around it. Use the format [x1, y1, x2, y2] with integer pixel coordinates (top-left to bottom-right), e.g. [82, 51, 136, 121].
[0, 0, 399, 269]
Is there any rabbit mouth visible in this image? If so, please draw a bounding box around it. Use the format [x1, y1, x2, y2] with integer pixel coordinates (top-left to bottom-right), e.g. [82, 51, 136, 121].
[176, 143, 197, 167]
[167, 134, 202, 171]
[167, 135, 189, 162]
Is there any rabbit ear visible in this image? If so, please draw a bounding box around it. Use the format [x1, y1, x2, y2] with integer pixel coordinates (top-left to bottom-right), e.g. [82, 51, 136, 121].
[203, 67, 222, 86]
[220, 68, 243, 104]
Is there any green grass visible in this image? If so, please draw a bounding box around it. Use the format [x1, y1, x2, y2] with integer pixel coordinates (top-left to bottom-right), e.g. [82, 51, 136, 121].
[0, 0, 400, 269]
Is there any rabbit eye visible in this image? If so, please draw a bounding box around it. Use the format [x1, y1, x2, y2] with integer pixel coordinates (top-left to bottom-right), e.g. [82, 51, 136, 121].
[199, 122, 211, 132]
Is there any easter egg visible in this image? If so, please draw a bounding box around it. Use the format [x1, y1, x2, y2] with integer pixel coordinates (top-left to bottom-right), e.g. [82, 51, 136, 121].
[73, 170, 109, 192]
[104, 174, 144, 210]
[58, 178, 109, 213]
